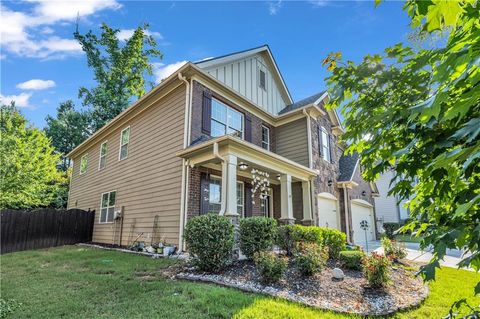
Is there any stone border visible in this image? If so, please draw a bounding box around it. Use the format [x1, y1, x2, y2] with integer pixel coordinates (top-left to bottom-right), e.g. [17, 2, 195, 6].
[176, 270, 429, 316]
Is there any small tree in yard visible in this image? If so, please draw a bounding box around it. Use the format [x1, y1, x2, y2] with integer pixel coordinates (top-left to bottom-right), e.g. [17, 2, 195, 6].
[323, 0, 480, 307]
[0, 103, 64, 209]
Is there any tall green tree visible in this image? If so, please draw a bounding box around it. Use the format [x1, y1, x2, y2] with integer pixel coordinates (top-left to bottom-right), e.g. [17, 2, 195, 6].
[323, 0, 479, 306]
[74, 23, 162, 131]
[45, 100, 90, 171]
[0, 103, 65, 209]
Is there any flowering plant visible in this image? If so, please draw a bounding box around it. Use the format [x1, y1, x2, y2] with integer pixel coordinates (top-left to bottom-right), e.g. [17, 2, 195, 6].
[250, 168, 270, 206]
[362, 252, 390, 287]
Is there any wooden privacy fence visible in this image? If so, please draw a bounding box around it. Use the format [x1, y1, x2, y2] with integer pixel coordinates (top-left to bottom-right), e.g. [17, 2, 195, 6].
[1, 208, 95, 254]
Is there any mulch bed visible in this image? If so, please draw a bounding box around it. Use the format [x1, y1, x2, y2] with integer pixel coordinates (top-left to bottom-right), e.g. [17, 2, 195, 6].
[174, 259, 428, 316]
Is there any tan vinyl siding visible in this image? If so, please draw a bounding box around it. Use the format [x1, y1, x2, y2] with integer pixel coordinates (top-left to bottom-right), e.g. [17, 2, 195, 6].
[275, 118, 309, 167]
[68, 85, 185, 246]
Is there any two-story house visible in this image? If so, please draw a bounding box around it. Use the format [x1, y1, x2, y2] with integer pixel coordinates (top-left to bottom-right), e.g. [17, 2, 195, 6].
[67, 45, 378, 249]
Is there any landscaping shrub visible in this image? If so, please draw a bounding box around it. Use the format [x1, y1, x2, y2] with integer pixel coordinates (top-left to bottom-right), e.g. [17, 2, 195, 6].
[184, 214, 234, 272]
[239, 217, 277, 259]
[277, 225, 323, 255]
[383, 222, 400, 239]
[294, 242, 329, 276]
[321, 228, 346, 258]
[363, 252, 390, 287]
[276, 224, 346, 258]
[254, 251, 288, 284]
[381, 237, 407, 261]
[339, 250, 365, 270]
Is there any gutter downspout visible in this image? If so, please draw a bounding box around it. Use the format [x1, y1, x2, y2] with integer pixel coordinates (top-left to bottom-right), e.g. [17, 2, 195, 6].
[303, 110, 316, 225]
[178, 73, 190, 252]
[342, 184, 352, 243]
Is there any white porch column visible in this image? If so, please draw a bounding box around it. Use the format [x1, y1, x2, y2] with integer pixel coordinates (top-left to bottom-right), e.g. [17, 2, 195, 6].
[301, 180, 313, 224]
[280, 174, 295, 224]
[224, 154, 238, 217]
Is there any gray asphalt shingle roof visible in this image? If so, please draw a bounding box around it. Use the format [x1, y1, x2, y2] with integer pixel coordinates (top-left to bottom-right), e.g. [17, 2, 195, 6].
[278, 91, 326, 115]
[338, 152, 359, 182]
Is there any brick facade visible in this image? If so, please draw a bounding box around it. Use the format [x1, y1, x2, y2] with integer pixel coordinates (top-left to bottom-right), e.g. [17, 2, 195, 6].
[187, 166, 266, 220]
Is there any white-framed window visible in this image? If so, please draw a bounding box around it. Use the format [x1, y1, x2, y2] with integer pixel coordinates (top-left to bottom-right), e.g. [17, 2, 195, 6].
[99, 191, 116, 223]
[261, 195, 271, 217]
[208, 176, 222, 213]
[321, 127, 331, 162]
[99, 141, 107, 170]
[261, 125, 270, 151]
[80, 154, 88, 175]
[259, 69, 266, 90]
[237, 181, 244, 217]
[211, 98, 244, 139]
[208, 176, 244, 215]
[119, 127, 130, 160]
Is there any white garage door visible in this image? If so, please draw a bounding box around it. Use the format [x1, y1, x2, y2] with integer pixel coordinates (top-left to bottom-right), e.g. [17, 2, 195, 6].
[317, 193, 340, 230]
[351, 199, 375, 244]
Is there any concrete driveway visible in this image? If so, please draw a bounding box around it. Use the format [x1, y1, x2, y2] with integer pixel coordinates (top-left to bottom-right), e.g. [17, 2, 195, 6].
[359, 240, 470, 269]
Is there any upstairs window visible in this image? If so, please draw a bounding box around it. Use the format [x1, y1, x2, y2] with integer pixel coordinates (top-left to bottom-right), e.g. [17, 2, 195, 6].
[100, 191, 116, 223]
[259, 69, 266, 90]
[80, 154, 88, 175]
[261, 125, 270, 151]
[211, 99, 244, 138]
[320, 127, 331, 162]
[119, 127, 130, 160]
[99, 142, 107, 170]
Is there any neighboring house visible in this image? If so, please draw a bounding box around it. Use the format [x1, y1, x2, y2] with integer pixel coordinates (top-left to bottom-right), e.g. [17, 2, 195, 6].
[374, 170, 410, 224]
[67, 45, 378, 249]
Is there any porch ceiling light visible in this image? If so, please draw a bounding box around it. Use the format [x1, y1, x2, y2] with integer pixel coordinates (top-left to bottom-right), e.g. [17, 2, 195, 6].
[276, 174, 281, 180]
[239, 162, 249, 171]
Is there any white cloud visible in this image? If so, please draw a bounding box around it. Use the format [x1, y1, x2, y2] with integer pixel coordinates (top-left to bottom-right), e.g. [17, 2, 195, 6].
[268, 1, 282, 15]
[153, 61, 187, 83]
[16, 79, 56, 90]
[0, 92, 33, 108]
[309, 0, 330, 7]
[0, 0, 121, 59]
[117, 29, 163, 42]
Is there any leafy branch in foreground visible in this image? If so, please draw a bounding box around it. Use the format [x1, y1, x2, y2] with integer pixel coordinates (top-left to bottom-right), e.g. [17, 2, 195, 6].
[323, 0, 479, 298]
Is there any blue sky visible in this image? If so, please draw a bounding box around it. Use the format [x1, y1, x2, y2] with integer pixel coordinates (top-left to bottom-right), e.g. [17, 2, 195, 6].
[0, 0, 411, 127]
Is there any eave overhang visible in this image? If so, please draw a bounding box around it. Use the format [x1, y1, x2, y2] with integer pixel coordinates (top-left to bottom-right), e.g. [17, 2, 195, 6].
[177, 135, 318, 181]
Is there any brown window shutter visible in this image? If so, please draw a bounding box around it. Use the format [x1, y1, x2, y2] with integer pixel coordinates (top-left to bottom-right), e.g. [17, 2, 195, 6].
[329, 134, 334, 164]
[245, 115, 252, 142]
[318, 126, 323, 156]
[202, 92, 212, 135]
[245, 183, 253, 217]
[200, 172, 210, 214]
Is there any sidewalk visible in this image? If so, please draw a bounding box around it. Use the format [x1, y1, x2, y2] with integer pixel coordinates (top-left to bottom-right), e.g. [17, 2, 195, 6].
[359, 240, 470, 269]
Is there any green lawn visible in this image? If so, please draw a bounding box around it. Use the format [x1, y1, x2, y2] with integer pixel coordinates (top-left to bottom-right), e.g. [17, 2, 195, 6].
[1, 246, 478, 318]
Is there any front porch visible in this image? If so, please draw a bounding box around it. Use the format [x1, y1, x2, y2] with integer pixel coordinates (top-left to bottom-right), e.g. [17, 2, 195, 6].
[177, 135, 318, 224]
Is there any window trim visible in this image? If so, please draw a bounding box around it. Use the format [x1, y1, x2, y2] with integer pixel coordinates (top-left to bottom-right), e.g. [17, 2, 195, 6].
[79, 153, 88, 175]
[210, 98, 244, 139]
[320, 126, 331, 162]
[118, 126, 130, 161]
[237, 181, 245, 218]
[99, 190, 117, 224]
[98, 141, 108, 171]
[261, 125, 270, 151]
